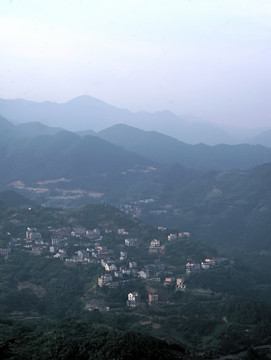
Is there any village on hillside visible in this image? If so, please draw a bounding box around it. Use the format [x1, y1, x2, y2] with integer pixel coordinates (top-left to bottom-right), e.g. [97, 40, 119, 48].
[0, 213, 221, 310]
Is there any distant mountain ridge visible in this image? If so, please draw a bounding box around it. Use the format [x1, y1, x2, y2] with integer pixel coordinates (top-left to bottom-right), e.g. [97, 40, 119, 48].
[1, 115, 271, 173]
[0, 118, 157, 206]
[0, 95, 239, 145]
[245, 129, 271, 148]
[0, 114, 63, 140]
[1, 114, 271, 263]
[0, 130, 154, 186]
[98, 124, 271, 171]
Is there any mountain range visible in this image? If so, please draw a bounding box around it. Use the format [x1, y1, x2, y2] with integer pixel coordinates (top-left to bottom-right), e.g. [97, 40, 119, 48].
[1, 115, 271, 174]
[1, 112, 271, 259]
[97, 124, 271, 171]
[0, 130, 154, 190]
[1, 105, 271, 258]
[0, 114, 62, 142]
[1, 95, 270, 146]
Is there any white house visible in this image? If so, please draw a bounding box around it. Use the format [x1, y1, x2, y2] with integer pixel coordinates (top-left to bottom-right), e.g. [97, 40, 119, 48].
[127, 291, 140, 308]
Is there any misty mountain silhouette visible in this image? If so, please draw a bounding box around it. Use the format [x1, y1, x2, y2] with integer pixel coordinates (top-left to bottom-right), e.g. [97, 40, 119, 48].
[0, 95, 236, 145]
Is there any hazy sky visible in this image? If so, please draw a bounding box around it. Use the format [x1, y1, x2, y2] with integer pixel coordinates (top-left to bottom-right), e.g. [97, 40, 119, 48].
[0, 0, 270, 128]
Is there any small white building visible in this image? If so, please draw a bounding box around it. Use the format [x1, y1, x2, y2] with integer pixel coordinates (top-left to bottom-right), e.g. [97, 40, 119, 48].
[104, 263, 117, 272]
[120, 251, 127, 261]
[118, 229, 128, 235]
[150, 239, 160, 247]
[168, 234, 177, 241]
[129, 261, 137, 269]
[178, 232, 191, 238]
[124, 238, 138, 247]
[138, 270, 150, 279]
[164, 277, 176, 286]
[98, 274, 113, 287]
[176, 277, 186, 291]
[127, 292, 140, 308]
[185, 262, 200, 275]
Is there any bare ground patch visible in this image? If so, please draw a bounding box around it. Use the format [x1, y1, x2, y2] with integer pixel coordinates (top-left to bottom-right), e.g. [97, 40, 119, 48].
[152, 323, 161, 329]
[17, 282, 46, 298]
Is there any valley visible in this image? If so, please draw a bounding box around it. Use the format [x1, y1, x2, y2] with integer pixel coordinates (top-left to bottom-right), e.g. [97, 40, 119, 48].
[0, 111, 271, 359]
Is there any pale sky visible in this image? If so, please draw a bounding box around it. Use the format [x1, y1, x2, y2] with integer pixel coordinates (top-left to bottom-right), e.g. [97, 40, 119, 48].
[0, 0, 270, 128]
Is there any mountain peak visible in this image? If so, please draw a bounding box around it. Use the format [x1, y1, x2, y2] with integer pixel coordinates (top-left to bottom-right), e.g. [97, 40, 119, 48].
[0, 114, 15, 131]
[66, 95, 108, 107]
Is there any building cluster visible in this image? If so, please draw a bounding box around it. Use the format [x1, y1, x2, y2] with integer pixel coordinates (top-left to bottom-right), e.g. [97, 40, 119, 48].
[124, 238, 138, 247]
[120, 200, 190, 225]
[2, 219, 219, 313]
[97, 236, 177, 289]
[148, 239, 165, 254]
[4, 224, 105, 263]
[98, 256, 167, 289]
[120, 198, 155, 217]
[168, 232, 191, 241]
[126, 276, 186, 308]
[185, 258, 216, 275]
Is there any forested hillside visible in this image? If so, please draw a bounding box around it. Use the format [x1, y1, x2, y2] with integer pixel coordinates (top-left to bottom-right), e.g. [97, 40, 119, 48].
[0, 202, 270, 358]
[98, 124, 271, 170]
